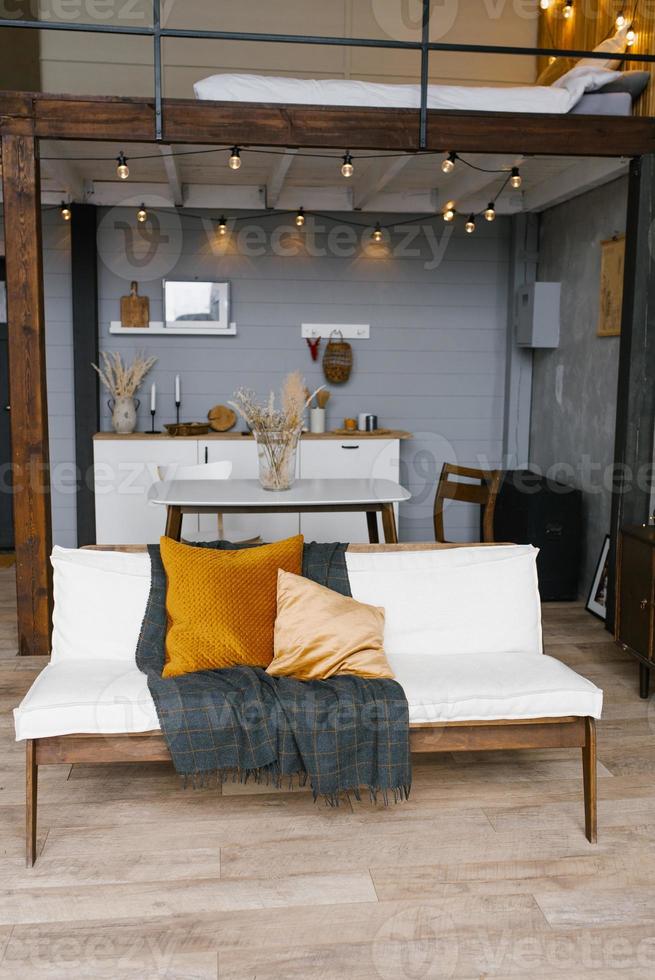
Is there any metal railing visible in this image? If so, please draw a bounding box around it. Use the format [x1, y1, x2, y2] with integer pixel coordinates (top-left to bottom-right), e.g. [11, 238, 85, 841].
[1, 1, 654, 142]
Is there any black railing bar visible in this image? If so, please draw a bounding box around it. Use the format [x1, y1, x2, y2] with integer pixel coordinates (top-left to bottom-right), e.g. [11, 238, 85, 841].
[153, 0, 162, 140]
[419, 0, 430, 150]
[2, 18, 655, 63]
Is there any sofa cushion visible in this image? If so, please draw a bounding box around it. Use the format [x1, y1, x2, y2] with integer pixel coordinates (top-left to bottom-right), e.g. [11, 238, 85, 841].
[392, 652, 603, 723]
[345, 545, 542, 659]
[51, 547, 151, 664]
[13, 660, 160, 740]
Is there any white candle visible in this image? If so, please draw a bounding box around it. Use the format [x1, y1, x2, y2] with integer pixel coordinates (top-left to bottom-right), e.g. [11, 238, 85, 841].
[150, 382, 156, 412]
[175, 375, 181, 403]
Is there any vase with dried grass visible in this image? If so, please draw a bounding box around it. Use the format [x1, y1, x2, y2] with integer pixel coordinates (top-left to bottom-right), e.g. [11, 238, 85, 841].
[230, 372, 324, 491]
[92, 351, 157, 435]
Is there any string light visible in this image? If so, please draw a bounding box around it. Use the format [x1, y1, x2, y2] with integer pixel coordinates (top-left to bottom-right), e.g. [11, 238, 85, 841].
[548, 56, 557, 65]
[341, 152, 354, 178]
[116, 152, 129, 180]
[563, 0, 573, 19]
[295, 207, 305, 227]
[441, 152, 457, 175]
[137, 203, 148, 223]
[443, 205, 455, 222]
[539, 0, 551, 8]
[218, 215, 228, 236]
[60, 202, 72, 222]
[484, 202, 496, 222]
[626, 26, 636, 46]
[465, 214, 476, 234]
[372, 222, 384, 243]
[228, 146, 242, 170]
[510, 166, 522, 189]
[616, 12, 626, 28]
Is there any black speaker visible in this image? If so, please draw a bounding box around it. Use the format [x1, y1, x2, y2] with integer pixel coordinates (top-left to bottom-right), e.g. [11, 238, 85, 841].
[493, 470, 582, 601]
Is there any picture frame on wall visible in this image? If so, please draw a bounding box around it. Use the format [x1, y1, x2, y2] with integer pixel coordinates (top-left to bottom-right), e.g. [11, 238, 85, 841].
[586, 534, 610, 620]
[598, 235, 625, 338]
[163, 280, 231, 332]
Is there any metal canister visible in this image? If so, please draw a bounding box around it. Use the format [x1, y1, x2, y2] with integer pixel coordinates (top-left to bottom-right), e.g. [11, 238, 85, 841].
[365, 414, 378, 432]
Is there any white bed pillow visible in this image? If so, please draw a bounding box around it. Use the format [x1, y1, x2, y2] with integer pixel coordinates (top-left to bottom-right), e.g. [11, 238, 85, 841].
[345, 545, 542, 659]
[51, 547, 151, 664]
[553, 65, 623, 101]
[577, 26, 627, 70]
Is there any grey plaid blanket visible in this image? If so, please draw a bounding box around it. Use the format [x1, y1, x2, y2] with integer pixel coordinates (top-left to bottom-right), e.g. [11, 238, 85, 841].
[136, 541, 411, 803]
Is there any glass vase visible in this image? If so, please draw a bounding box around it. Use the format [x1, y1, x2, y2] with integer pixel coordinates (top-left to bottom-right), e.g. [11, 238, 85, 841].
[254, 430, 299, 491]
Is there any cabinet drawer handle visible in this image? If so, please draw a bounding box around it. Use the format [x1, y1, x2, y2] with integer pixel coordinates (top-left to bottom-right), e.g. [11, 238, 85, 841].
[341, 444, 360, 450]
[204, 446, 208, 464]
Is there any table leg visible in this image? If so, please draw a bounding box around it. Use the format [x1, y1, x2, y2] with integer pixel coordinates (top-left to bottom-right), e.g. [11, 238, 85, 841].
[366, 511, 380, 544]
[165, 506, 183, 541]
[381, 503, 398, 544]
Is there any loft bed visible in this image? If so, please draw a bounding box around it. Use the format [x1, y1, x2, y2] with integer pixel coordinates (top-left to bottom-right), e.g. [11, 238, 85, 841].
[0, 12, 654, 657]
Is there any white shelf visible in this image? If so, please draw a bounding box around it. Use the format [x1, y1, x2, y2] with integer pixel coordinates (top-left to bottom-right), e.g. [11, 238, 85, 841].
[109, 321, 237, 336]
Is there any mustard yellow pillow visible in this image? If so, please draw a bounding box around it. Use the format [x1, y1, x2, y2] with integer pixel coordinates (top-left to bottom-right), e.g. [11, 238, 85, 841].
[267, 569, 393, 680]
[160, 535, 303, 678]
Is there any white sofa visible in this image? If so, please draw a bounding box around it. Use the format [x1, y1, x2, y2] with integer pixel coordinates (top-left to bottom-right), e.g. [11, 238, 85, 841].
[14, 542, 603, 866]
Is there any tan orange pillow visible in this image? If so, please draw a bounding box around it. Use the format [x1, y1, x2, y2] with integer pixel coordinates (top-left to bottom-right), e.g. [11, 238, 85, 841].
[267, 569, 393, 680]
[160, 535, 303, 678]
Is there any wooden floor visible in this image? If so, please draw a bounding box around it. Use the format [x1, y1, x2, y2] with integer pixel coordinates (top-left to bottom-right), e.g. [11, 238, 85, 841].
[0, 566, 653, 979]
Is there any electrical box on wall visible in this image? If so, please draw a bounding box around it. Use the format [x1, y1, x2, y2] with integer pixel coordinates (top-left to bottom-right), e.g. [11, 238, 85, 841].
[515, 282, 561, 349]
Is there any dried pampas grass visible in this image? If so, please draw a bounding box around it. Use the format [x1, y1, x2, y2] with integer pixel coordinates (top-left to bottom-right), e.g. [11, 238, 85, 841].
[92, 351, 157, 398]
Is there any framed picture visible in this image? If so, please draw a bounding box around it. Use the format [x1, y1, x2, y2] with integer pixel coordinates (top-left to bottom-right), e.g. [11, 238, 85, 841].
[586, 534, 610, 620]
[163, 280, 231, 332]
[598, 236, 625, 337]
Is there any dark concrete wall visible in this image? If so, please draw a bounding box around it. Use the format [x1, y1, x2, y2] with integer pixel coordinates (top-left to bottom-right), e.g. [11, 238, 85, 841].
[529, 177, 628, 598]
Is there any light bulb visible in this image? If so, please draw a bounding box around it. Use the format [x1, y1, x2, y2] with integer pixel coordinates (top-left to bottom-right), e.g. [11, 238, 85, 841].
[626, 27, 636, 46]
[229, 146, 242, 170]
[510, 167, 522, 189]
[116, 152, 129, 180]
[137, 204, 148, 223]
[465, 214, 476, 234]
[484, 202, 496, 222]
[563, 0, 573, 19]
[218, 216, 227, 236]
[443, 206, 455, 222]
[441, 152, 457, 175]
[540, 0, 550, 9]
[548, 56, 557, 65]
[616, 13, 626, 28]
[341, 152, 354, 178]
[295, 207, 305, 227]
[372, 222, 383, 243]
[60, 202, 72, 222]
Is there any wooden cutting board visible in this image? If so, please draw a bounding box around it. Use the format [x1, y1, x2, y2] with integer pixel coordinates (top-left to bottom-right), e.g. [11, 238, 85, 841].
[120, 282, 149, 328]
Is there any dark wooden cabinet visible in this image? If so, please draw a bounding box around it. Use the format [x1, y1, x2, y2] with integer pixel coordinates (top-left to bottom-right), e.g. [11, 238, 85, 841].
[616, 525, 655, 698]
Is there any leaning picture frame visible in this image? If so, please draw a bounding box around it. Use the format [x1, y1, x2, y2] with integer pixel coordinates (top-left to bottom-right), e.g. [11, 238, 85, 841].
[163, 280, 231, 333]
[586, 534, 610, 620]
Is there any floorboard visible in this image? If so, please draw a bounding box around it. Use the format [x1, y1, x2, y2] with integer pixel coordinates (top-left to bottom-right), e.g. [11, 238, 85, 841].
[1, 569, 653, 977]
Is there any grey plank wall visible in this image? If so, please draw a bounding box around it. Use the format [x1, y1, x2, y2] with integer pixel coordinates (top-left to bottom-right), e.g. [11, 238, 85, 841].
[530, 177, 627, 596]
[97, 209, 510, 542]
[0, 208, 76, 548]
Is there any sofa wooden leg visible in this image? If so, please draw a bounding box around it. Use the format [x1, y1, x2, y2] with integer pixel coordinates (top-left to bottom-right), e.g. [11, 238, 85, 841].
[26, 739, 38, 867]
[639, 662, 650, 700]
[582, 717, 597, 844]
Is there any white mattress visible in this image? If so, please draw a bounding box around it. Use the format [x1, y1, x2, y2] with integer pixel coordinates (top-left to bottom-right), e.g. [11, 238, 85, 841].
[13, 652, 602, 741]
[194, 67, 622, 115]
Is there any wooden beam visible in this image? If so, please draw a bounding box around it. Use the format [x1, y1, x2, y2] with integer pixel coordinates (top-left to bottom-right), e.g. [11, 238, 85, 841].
[353, 155, 412, 210]
[158, 145, 184, 207]
[266, 149, 297, 208]
[70, 204, 99, 547]
[1, 93, 654, 156]
[1, 134, 52, 656]
[39, 143, 86, 201]
[608, 155, 655, 632]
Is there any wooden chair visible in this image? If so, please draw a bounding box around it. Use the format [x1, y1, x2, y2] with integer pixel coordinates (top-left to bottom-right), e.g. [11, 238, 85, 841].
[433, 463, 502, 543]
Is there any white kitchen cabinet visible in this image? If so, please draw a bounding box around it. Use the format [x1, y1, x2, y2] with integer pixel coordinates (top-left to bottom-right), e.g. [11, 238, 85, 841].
[299, 439, 400, 543]
[94, 436, 402, 545]
[94, 439, 199, 544]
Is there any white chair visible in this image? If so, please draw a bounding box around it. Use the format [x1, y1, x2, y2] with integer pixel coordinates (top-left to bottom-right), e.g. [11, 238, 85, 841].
[157, 460, 260, 543]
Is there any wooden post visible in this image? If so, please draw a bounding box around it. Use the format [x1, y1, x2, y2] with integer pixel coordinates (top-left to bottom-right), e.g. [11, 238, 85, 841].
[1, 134, 53, 656]
[71, 204, 99, 546]
[608, 155, 655, 632]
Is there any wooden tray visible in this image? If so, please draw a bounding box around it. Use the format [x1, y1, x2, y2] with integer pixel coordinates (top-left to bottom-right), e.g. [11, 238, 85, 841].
[164, 422, 210, 437]
[329, 427, 395, 436]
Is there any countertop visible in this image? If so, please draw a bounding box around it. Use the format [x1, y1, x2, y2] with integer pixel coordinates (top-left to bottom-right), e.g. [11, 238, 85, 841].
[93, 430, 413, 440]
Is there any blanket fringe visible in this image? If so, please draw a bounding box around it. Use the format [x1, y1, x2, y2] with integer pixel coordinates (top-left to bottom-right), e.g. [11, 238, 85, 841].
[178, 768, 409, 807]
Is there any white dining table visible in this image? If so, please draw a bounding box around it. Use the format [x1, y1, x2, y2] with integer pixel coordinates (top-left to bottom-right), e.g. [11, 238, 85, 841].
[148, 478, 411, 543]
